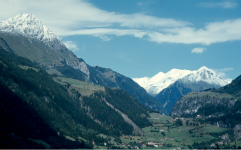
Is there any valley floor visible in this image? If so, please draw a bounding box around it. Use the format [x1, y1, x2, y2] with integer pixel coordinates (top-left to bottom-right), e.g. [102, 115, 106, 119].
[92, 113, 240, 149]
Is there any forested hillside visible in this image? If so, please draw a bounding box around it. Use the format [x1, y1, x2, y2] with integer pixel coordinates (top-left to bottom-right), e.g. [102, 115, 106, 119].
[0, 81, 92, 149]
[0, 48, 101, 148]
[170, 74, 241, 127]
[0, 47, 154, 148]
[54, 77, 153, 136]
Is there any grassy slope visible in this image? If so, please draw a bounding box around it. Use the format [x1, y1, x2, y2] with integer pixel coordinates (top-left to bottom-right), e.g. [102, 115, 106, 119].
[118, 113, 235, 149]
[54, 77, 104, 96]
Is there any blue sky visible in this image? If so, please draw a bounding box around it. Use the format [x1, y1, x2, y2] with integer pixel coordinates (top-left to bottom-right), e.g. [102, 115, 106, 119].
[0, 0, 240, 81]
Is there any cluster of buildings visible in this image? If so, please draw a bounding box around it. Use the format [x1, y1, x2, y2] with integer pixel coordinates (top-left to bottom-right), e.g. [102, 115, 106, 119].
[121, 138, 176, 149]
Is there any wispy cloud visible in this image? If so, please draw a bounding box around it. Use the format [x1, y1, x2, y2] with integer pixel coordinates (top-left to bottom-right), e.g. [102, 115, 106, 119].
[0, 0, 241, 45]
[197, 1, 237, 9]
[211, 68, 233, 82]
[146, 19, 241, 45]
[191, 47, 206, 54]
[63, 41, 79, 51]
[58, 18, 241, 45]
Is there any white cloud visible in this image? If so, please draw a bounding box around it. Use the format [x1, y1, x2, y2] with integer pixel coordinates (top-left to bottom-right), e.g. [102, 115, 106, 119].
[147, 18, 241, 45]
[57, 18, 241, 45]
[0, 0, 188, 30]
[63, 41, 79, 51]
[198, 1, 237, 9]
[191, 47, 206, 54]
[98, 35, 112, 41]
[0, 0, 241, 45]
[211, 68, 233, 82]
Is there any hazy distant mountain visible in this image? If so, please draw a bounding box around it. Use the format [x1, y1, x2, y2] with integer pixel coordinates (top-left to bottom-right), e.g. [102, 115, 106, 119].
[0, 14, 165, 113]
[133, 66, 230, 114]
[179, 66, 229, 86]
[155, 66, 231, 114]
[133, 66, 230, 96]
[132, 68, 192, 96]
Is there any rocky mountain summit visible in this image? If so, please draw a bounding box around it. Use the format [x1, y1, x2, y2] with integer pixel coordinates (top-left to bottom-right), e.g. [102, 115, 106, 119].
[0, 14, 63, 50]
[179, 66, 229, 86]
[0, 14, 90, 81]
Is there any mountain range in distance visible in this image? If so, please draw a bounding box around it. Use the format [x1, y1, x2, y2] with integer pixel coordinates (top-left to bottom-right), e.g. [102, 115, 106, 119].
[133, 66, 231, 114]
[133, 66, 230, 96]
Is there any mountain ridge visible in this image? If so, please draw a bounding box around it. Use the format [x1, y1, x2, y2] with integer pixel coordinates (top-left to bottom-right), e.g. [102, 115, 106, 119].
[133, 66, 230, 95]
[0, 14, 64, 50]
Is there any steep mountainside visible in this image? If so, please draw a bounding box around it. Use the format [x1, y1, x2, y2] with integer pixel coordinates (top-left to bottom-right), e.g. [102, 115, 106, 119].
[155, 81, 193, 114]
[54, 77, 152, 136]
[0, 80, 91, 149]
[0, 14, 165, 113]
[170, 74, 241, 127]
[156, 67, 226, 114]
[0, 48, 153, 148]
[0, 48, 102, 148]
[215, 74, 241, 95]
[86, 66, 166, 113]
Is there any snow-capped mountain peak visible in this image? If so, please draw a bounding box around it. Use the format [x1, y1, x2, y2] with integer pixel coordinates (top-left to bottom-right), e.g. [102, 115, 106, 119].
[132, 66, 231, 95]
[0, 14, 64, 49]
[132, 68, 192, 95]
[180, 66, 229, 86]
